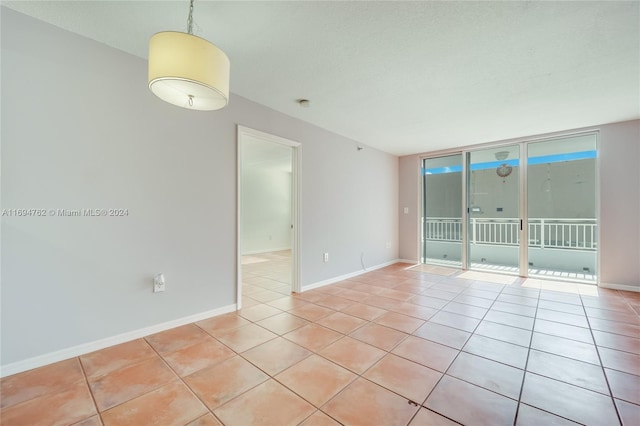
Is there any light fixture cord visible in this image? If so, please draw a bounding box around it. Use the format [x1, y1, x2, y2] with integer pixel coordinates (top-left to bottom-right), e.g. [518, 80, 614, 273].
[187, 0, 195, 35]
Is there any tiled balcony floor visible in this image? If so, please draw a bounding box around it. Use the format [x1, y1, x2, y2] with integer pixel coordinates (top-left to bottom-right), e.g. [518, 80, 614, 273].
[422, 257, 597, 283]
[1, 258, 639, 425]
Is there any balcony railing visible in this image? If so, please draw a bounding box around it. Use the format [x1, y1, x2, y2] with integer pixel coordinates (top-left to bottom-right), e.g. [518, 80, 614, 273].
[423, 217, 597, 251]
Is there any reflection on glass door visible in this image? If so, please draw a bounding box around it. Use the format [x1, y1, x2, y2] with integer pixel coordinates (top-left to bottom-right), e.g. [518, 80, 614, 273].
[422, 154, 463, 267]
[467, 146, 520, 272]
[527, 134, 597, 282]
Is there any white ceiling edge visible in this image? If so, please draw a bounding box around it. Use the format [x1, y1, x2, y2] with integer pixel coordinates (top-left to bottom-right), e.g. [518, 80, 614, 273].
[2, 1, 639, 157]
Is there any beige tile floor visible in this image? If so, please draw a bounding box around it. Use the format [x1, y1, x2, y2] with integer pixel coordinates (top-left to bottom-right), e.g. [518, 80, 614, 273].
[1, 253, 639, 425]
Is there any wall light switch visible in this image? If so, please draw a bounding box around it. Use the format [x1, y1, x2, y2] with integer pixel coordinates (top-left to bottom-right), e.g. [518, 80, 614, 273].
[323, 253, 329, 262]
[154, 273, 166, 293]
[403, 207, 409, 214]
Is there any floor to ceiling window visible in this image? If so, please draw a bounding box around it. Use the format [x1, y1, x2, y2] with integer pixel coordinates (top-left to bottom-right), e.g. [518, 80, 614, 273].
[421, 132, 598, 284]
[467, 145, 521, 273]
[526, 134, 597, 281]
[421, 155, 463, 267]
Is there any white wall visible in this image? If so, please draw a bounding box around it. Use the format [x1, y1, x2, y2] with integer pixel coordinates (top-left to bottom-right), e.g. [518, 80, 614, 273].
[399, 155, 420, 261]
[241, 167, 292, 254]
[399, 120, 640, 288]
[0, 8, 399, 368]
[598, 120, 640, 288]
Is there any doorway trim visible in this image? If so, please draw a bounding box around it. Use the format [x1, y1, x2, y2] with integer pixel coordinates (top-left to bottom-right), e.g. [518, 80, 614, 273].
[236, 125, 301, 309]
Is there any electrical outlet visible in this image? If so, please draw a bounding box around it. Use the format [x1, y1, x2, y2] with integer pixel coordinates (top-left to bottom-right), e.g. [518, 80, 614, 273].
[323, 252, 329, 262]
[154, 273, 165, 293]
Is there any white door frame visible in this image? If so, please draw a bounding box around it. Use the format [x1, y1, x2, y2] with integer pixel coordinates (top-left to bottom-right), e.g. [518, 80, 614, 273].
[237, 125, 301, 309]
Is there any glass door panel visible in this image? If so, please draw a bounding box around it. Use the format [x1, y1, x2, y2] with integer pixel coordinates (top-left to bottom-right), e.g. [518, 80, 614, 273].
[527, 134, 597, 282]
[422, 154, 463, 267]
[467, 146, 520, 273]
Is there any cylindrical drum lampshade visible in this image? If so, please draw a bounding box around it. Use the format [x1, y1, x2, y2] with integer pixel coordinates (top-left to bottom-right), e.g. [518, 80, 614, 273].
[148, 31, 230, 111]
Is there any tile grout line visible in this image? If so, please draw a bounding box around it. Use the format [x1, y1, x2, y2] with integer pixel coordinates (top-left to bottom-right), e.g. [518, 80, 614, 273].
[430, 280, 626, 424]
[233, 289, 364, 425]
[579, 291, 624, 426]
[423, 280, 537, 421]
[75, 356, 102, 425]
[80, 340, 191, 422]
[250, 270, 454, 425]
[410, 277, 511, 423]
[141, 335, 219, 425]
[182, 274, 633, 425]
[512, 280, 541, 426]
[184, 318, 276, 425]
[403, 276, 500, 426]
[514, 287, 633, 426]
[143, 322, 268, 425]
[515, 287, 622, 425]
[6, 263, 634, 426]
[246, 283, 408, 425]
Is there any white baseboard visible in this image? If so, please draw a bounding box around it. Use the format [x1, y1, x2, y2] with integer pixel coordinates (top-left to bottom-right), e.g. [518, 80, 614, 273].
[0, 304, 237, 378]
[599, 282, 640, 292]
[396, 259, 420, 265]
[242, 247, 291, 256]
[301, 259, 402, 292]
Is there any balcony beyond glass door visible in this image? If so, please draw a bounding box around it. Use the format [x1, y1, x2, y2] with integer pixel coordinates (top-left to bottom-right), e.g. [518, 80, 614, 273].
[467, 146, 520, 273]
[422, 155, 462, 267]
[527, 135, 597, 282]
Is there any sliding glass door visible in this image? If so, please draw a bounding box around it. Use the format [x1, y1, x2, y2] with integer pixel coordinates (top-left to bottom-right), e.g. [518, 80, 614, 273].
[422, 155, 463, 267]
[421, 132, 598, 284]
[467, 146, 520, 273]
[527, 134, 597, 281]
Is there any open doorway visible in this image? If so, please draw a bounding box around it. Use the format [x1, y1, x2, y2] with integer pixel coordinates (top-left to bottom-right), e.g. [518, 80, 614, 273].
[237, 126, 300, 309]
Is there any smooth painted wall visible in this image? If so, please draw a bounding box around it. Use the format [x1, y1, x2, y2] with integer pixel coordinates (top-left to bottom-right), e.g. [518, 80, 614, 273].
[399, 155, 420, 261]
[0, 8, 399, 366]
[598, 120, 640, 287]
[241, 168, 292, 254]
[399, 120, 640, 288]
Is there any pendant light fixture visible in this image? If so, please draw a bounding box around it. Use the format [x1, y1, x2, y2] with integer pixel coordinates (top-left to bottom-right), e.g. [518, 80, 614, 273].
[148, 0, 230, 111]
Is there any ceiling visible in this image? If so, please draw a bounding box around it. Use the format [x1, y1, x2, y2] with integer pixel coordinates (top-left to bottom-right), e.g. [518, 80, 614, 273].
[3, 1, 639, 156]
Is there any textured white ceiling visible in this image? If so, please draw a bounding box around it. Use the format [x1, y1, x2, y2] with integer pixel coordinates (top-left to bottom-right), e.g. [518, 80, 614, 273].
[3, 1, 639, 156]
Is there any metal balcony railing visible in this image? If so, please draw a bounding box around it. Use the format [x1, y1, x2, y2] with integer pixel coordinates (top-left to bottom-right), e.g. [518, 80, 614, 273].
[422, 217, 597, 251]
